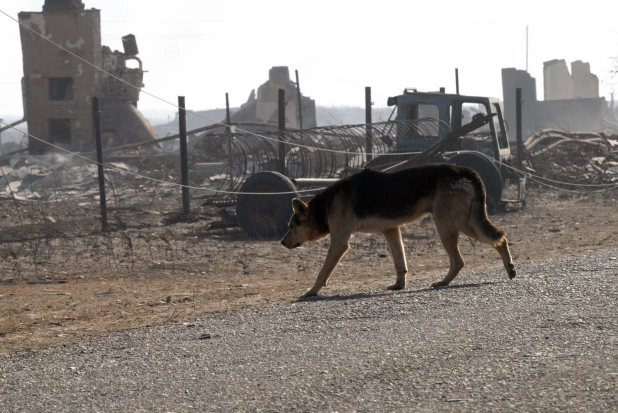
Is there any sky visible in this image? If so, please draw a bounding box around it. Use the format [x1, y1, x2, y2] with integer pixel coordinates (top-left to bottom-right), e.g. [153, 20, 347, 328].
[0, 0, 617, 120]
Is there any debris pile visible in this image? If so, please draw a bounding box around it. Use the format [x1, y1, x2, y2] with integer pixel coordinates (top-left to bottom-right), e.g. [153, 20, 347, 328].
[0, 155, 209, 204]
[522, 129, 618, 184]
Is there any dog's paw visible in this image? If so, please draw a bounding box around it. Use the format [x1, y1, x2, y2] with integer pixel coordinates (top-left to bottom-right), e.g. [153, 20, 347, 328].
[300, 290, 319, 299]
[387, 283, 405, 291]
[508, 263, 516, 279]
[431, 280, 449, 288]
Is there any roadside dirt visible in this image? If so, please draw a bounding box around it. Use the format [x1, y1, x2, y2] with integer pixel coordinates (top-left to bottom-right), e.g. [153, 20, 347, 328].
[1, 187, 618, 356]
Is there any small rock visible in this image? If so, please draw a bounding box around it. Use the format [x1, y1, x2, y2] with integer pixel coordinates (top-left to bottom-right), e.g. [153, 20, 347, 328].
[199, 332, 212, 340]
[94, 290, 116, 297]
[45, 216, 56, 223]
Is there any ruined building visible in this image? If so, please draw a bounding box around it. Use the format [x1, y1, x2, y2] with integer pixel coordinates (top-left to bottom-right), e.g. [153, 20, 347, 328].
[231, 66, 317, 129]
[544, 60, 599, 100]
[502, 60, 606, 138]
[18, 0, 158, 154]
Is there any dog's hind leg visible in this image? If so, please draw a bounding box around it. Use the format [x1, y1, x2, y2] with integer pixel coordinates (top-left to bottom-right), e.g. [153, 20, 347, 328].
[431, 223, 464, 288]
[302, 234, 351, 297]
[382, 227, 408, 290]
[494, 238, 516, 280]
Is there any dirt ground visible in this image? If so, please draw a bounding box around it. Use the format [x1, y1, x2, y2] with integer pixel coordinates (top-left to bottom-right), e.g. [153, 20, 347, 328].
[1, 186, 618, 356]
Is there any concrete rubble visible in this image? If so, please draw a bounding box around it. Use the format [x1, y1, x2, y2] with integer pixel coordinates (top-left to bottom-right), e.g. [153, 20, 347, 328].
[0, 154, 225, 204]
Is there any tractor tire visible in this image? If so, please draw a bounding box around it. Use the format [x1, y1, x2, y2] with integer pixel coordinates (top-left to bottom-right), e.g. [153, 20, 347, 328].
[448, 152, 502, 214]
[236, 172, 299, 238]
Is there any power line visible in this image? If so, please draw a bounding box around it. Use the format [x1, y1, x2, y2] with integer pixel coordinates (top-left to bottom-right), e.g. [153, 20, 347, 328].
[0, 8, 428, 158]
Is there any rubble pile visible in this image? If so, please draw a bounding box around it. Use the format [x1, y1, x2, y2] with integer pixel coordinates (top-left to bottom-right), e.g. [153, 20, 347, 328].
[522, 129, 618, 184]
[0, 155, 210, 204]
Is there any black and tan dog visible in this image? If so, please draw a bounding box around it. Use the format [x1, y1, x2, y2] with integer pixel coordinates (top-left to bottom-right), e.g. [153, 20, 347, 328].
[281, 164, 516, 297]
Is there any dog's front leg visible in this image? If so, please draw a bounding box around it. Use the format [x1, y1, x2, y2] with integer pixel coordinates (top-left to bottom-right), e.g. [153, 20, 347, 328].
[303, 236, 350, 297]
[382, 227, 408, 290]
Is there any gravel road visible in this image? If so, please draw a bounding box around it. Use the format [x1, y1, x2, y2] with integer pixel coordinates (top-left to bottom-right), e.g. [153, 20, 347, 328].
[2, 249, 618, 412]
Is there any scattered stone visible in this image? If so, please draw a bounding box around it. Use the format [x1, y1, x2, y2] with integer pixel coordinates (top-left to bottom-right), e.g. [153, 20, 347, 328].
[94, 290, 117, 297]
[199, 332, 212, 340]
[26, 279, 67, 285]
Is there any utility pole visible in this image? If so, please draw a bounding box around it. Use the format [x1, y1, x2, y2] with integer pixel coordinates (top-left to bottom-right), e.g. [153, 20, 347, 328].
[526, 25, 529, 72]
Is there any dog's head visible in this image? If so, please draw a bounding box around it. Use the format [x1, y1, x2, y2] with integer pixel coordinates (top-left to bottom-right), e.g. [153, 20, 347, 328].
[281, 199, 321, 249]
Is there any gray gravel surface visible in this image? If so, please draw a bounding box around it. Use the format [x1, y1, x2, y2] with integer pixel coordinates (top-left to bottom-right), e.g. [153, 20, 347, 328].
[2, 249, 618, 412]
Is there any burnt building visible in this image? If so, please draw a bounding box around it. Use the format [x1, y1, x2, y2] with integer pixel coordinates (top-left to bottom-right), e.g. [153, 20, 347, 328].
[18, 0, 158, 153]
[232, 66, 317, 129]
[502, 61, 606, 139]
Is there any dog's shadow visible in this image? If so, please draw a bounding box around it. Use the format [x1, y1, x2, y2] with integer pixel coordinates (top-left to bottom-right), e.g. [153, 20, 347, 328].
[295, 281, 499, 303]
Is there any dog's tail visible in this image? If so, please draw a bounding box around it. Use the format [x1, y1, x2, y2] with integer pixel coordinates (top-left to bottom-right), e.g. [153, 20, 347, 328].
[465, 170, 507, 247]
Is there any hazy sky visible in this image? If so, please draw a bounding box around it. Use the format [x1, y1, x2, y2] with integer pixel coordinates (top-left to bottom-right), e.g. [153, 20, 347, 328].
[1, 0, 617, 118]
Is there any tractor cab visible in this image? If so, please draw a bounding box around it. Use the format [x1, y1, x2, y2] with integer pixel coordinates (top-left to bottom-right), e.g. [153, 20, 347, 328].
[387, 89, 511, 162]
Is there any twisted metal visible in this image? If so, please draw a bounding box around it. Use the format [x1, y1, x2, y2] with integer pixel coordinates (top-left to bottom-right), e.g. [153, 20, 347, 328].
[195, 118, 449, 203]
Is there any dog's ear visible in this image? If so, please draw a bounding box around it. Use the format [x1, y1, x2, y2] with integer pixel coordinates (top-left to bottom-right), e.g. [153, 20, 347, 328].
[291, 198, 308, 218]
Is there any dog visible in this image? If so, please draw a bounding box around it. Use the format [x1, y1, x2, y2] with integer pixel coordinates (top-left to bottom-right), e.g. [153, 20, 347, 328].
[281, 164, 516, 297]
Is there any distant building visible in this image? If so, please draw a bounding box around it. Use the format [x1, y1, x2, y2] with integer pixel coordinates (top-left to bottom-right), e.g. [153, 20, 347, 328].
[18, 0, 158, 153]
[502, 60, 606, 139]
[231, 66, 317, 129]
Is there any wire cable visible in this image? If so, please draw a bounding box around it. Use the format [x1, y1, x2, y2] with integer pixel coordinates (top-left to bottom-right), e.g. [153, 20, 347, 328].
[0, 120, 325, 196]
[5, 9, 618, 195]
[1, 9, 428, 158]
[493, 157, 618, 189]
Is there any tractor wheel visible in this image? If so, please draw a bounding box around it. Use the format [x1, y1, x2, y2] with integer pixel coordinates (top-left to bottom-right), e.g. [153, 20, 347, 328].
[448, 152, 502, 213]
[236, 172, 299, 238]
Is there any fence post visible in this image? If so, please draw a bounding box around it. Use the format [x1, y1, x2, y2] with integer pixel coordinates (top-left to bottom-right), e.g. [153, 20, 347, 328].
[295, 70, 303, 130]
[225, 93, 234, 189]
[365, 86, 373, 162]
[278, 89, 286, 174]
[178, 96, 190, 215]
[92, 97, 107, 231]
[516, 87, 523, 170]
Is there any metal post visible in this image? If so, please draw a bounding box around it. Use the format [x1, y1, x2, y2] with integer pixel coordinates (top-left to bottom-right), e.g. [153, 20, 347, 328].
[92, 97, 107, 230]
[278, 89, 286, 174]
[516, 88, 523, 170]
[365, 86, 373, 161]
[178, 96, 190, 215]
[225, 93, 233, 189]
[295, 70, 303, 130]
[455, 68, 460, 95]
[526, 25, 529, 72]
